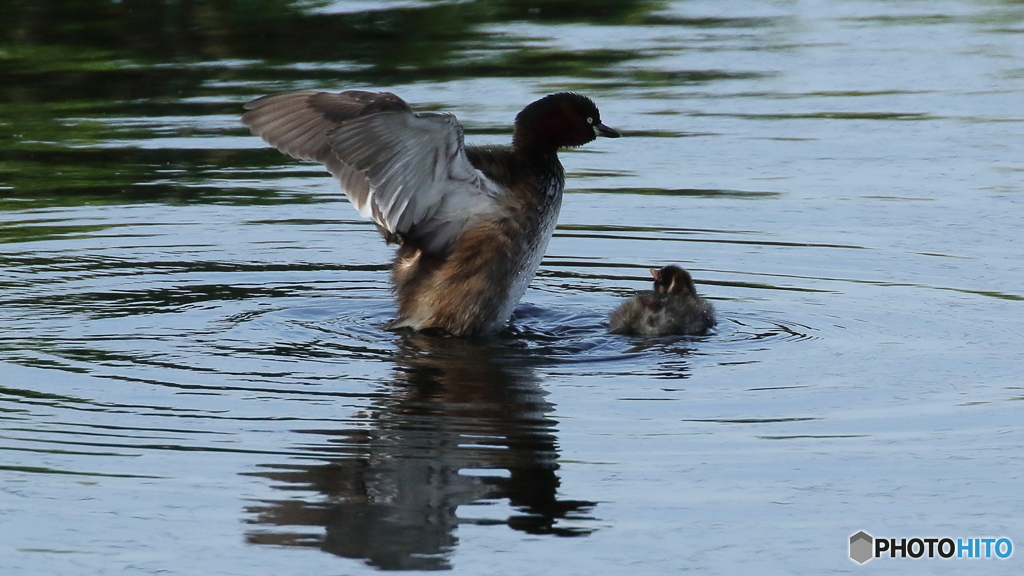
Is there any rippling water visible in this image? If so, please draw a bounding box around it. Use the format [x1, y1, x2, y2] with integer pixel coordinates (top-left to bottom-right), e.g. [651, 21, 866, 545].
[2, 1, 1023, 574]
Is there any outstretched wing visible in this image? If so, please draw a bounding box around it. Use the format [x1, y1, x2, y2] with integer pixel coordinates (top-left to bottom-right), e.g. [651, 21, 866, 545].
[242, 90, 504, 254]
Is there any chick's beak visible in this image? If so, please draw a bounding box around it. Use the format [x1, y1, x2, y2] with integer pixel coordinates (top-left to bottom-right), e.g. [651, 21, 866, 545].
[594, 122, 621, 138]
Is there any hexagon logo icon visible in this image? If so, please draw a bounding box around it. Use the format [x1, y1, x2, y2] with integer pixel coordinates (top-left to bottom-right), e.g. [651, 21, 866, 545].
[850, 531, 873, 564]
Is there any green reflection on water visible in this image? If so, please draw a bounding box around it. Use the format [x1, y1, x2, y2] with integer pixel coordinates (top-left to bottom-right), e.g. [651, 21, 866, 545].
[0, 0, 698, 209]
[0, 464, 161, 478]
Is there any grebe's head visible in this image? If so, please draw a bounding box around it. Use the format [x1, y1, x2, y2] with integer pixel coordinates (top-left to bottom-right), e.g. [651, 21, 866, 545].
[651, 265, 697, 297]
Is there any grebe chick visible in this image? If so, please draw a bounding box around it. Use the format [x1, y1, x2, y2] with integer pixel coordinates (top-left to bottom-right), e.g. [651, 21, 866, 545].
[609, 265, 716, 336]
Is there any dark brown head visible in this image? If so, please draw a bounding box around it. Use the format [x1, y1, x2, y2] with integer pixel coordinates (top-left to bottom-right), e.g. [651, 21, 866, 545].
[512, 92, 620, 152]
[651, 265, 697, 297]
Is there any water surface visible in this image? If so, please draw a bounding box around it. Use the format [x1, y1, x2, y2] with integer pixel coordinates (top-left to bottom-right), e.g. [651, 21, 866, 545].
[2, 1, 1023, 574]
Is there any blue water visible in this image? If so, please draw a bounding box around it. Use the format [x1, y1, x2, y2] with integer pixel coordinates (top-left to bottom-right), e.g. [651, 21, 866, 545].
[1, 0, 1022, 574]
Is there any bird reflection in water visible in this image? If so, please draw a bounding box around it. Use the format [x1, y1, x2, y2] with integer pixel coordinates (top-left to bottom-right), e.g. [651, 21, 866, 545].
[243, 333, 597, 570]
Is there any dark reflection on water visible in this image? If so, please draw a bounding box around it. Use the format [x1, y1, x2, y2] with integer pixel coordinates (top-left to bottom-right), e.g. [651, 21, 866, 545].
[0, 0, 669, 97]
[243, 334, 596, 570]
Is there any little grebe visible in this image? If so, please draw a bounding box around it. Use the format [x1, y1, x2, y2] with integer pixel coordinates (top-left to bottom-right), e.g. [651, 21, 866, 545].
[609, 265, 716, 336]
[242, 90, 619, 336]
